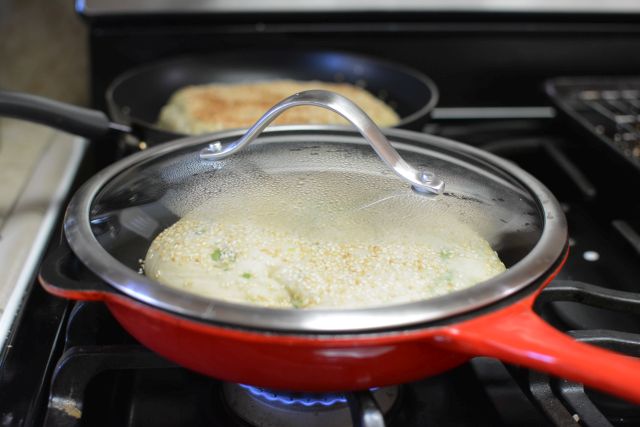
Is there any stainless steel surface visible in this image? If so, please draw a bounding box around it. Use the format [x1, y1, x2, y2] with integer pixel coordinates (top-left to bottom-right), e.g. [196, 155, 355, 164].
[77, 0, 640, 15]
[63, 125, 567, 334]
[0, 120, 86, 349]
[431, 106, 556, 120]
[199, 90, 444, 195]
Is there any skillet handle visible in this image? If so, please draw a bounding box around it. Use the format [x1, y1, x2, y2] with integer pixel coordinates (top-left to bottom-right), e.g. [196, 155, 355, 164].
[0, 91, 130, 139]
[439, 299, 640, 405]
[39, 240, 114, 301]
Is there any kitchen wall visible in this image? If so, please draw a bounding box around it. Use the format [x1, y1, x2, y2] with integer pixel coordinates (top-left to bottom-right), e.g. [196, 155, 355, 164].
[0, 0, 88, 105]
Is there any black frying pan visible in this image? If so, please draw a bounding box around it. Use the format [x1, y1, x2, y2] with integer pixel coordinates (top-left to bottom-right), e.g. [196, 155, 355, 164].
[0, 50, 438, 148]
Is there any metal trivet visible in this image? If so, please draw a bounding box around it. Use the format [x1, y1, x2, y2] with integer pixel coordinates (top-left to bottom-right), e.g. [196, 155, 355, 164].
[546, 77, 640, 172]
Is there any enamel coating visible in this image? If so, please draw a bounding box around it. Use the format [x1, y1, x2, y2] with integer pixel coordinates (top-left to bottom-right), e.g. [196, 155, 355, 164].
[39, 248, 640, 404]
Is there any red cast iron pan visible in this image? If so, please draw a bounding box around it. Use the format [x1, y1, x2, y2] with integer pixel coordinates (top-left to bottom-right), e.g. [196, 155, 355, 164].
[36, 90, 640, 404]
[40, 241, 640, 404]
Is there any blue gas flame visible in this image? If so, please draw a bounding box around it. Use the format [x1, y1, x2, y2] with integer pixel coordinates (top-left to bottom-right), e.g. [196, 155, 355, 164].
[239, 384, 364, 407]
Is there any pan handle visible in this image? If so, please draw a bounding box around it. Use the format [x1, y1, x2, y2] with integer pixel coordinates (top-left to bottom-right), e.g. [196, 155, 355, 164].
[0, 91, 130, 139]
[199, 90, 444, 195]
[38, 240, 115, 301]
[438, 298, 640, 404]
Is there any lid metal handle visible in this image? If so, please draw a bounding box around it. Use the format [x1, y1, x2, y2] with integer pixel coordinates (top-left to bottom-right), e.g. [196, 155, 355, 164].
[199, 90, 444, 195]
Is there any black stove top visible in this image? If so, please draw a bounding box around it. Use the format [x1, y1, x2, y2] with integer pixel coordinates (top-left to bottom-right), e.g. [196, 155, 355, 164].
[1, 109, 639, 427]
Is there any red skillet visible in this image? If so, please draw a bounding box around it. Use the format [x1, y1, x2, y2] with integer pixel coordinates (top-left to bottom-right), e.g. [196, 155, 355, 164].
[39, 91, 640, 404]
[40, 243, 640, 404]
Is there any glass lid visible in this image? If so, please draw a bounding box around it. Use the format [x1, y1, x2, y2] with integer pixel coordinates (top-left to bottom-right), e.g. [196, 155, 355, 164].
[64, 92, 566, 333]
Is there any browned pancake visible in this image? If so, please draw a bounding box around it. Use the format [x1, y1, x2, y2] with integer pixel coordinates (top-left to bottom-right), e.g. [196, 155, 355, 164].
[158, 80, 400, 133]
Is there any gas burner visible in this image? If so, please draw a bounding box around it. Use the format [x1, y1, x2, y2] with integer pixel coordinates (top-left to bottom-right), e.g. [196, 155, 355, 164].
[223, 383, 399, 427]
[237, 384, 355, 407]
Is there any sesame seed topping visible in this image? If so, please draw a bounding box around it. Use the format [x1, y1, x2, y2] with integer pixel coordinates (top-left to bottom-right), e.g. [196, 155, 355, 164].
[144, 217, 505, 309]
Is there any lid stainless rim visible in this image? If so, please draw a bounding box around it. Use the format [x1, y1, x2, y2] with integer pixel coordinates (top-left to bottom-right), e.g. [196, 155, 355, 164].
[64, 125, 567, 334]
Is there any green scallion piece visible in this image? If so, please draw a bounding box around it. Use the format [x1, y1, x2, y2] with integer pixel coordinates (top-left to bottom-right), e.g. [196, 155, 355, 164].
[211, 248, 222, 261]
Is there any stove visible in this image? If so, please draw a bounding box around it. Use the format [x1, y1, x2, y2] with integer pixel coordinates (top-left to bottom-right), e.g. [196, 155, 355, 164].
[2, 5, 640, 427]
[0, 111, 637, 427]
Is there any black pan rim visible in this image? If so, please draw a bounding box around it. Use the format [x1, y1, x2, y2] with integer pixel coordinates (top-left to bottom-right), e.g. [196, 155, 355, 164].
[104, 49, 439, 135]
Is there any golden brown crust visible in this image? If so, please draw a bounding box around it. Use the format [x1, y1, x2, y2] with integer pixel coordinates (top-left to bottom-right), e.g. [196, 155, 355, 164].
[157, 80, 400, 134]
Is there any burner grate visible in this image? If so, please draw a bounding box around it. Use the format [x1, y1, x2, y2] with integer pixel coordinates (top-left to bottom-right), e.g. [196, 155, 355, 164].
[43, 346, 176, 427]
[526, 328, 640, 427]
[523, 280, 640, 427]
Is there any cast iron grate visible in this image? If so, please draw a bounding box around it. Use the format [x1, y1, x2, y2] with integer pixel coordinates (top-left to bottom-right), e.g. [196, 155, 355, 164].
[519, 280, 640, 427]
